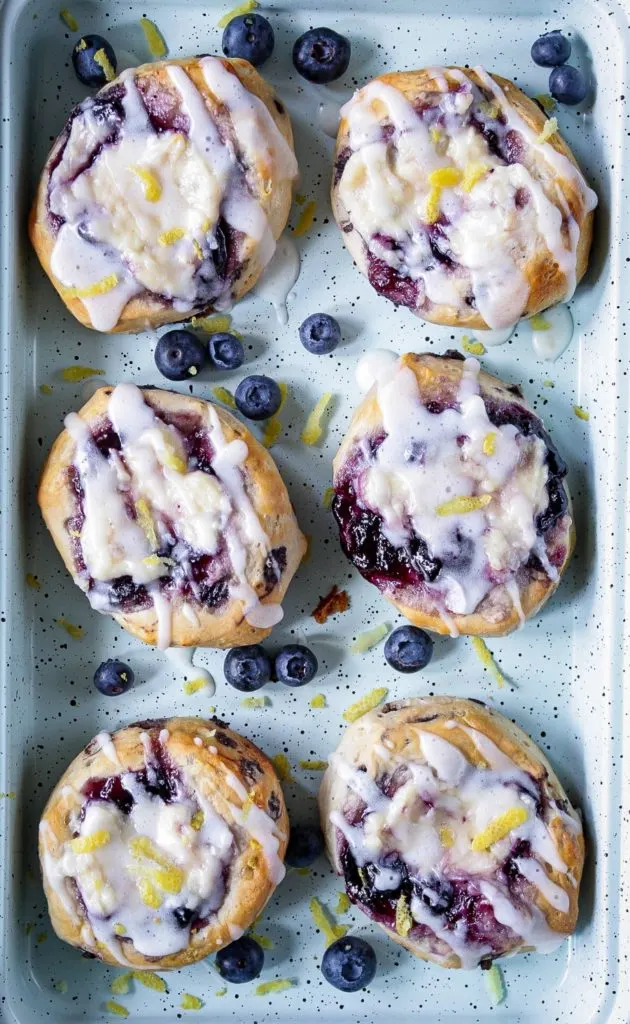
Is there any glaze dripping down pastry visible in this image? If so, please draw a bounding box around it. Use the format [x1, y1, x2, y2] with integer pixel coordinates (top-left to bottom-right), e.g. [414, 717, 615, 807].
[39, 718, 288, 968]
[29, 56, 298, 332]
[331, 352, 573, 636]
[38, 384, 306, 648]
[332, 66, 596, 330]
[319, 697, 584, 969]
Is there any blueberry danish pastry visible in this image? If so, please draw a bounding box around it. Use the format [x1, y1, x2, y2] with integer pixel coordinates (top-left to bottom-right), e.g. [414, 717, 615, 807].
[332, 67, 596, 330]
[29, 56, 297, 332]
[319, 696, 584, 968]
[332, 353, 572, 636]
[38, 384, 306, 647]
[39, 717, 288, 968]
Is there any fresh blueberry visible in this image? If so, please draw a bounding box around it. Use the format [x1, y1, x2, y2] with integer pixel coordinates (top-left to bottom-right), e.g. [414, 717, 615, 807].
[384, 625, 434, 673]
[285, 823, 324, 867]
[549, 64, 588, 105]
[216, 936, 264, 983]
[531, 30, 571, 67]
[321, 936, 376, 992]
[234, 375, 282, 420]
[72, 35, 118, 88]
[274, 644, 318, 686]
[299, 313, 341, 355]
[292, 27, 351, 84]
[154, 330, 207, 381]
[208, 333, 245, 371]
[93, 659, 134, 697]
[224, 645, 272, 692]
[222, 13, 275, 67]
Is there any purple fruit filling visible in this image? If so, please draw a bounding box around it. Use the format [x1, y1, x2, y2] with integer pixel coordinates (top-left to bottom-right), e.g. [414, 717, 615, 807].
[367, 252, 420, 308]
[81, 732, 180, 816]
[64, 402, 274, 616]
[339, 841, 523, 955]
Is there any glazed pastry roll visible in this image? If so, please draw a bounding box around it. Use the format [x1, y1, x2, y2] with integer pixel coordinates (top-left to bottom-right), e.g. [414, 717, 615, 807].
[29, 57, 297, 332]
[319, 697, 584, 968]
[332, 66, 596, 330]
[39, 717, 288, 969]
[38, 384, 306, 648]
[332, 352, 572, 636]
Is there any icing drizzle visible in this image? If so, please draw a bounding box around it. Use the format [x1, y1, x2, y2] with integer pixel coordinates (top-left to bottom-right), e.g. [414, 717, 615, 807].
[65, 384, 283, 647]
[330, 719, 581, 968]
[47, 59, 297, 330]
[337, 67, 596, 329]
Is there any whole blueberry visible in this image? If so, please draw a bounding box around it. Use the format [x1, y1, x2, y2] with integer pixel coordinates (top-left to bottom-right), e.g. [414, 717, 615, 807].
[208, 332, 245, 371]
[285, 823, 324, 867]
[549, 64, 588, 105]
[154, 330, 207, 381]
[299, 313, 341, 355]
[93, 660, 134, 697]
[216, 936, 264, 983]
[222, 13, 274, 67]
[531, 30, 571, 67]
[72, 35, 118, 88]
[321, 936, 376, 992]
[274, 644, 318, 686]
[384, 625, 434, 673]
[224, 645, 271, 692]
[235, 375, 282, 420]
[292, 27, 351, 84]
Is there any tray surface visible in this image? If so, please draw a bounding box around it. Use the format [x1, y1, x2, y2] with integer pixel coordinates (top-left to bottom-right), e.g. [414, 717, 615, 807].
[1, 0, 629, 1021]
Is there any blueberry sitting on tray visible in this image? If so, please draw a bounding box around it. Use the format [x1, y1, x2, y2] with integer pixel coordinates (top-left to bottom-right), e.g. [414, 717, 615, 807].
[72, 34, 117, 87]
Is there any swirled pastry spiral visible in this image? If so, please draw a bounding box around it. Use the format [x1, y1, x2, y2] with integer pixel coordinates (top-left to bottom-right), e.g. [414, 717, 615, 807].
[30, 57, 297, 332]
[332, 67, 596, 330]
[332, 352, 573, 636]
[319, 696, 584, 968]
[38, 384, 306, 648]
[39, 717, 288, 969]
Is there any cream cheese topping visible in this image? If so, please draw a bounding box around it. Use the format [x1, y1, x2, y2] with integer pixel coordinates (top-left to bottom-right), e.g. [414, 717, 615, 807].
[48, 59, 297, 330]
[338, 68, 597, 329]
[355, 356, 552, 617]
[66, 384, 282, 646]
[330, 723, 580, 967]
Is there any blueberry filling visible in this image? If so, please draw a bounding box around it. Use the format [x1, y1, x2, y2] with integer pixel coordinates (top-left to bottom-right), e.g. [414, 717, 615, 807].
[81, 734, 180, 817]
[263, 546, 287, 591]
[65, 404, 244, 616]
[366, 252, 419, 308]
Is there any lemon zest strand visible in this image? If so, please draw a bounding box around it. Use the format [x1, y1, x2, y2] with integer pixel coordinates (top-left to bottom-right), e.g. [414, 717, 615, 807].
[293, 199, 317, 237]
[71, 830, 111, 854]
[482, 432, 497, 456]
[573, 405, 589, 421]
[57, 617, 83, 639]
[139, 16, 167, 57]
[212, 386, 236, 409]
[343, 687, 388, 723]
[255, 979, 295, 996]
[131, 166, 161, 202]
[271, 753, 294, 782]
[110, 974, 131, 995]
[436, 494, 492, 516]
[485, 963, 506, 1005]
[530, 314, 552, 331]
[395, 893, 413, 936]
[183, 677, 208, 695]
[310, 693, 326, 709]
[26, 574, 41, 590]
[301, 392, 333, 445]
[309, 897, 349, 946]
[59, 9, 78, 31]
[299, 759, 328, 771]
[462, 336, 486, 356]
[94, 48, 115, 82]
[471, 807, 528, 852]
[132, 970, 167, 992]
[439, 826, 455, 848]
[65, 274, 118, 299]
[350, 622, 390, 654]
[158, 227, 185, 246]
[470, 636, 505, 688]
[181, 993, 203, 1010]
[105, 1002, 129, 1018]
[218, 0, 258, 29]
[536, 116, 558, 145]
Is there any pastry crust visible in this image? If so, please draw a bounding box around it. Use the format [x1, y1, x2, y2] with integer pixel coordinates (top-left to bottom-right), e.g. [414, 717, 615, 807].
[29, 57, 296, 333]
[39, 717, 289, 969]
[332, 67, 595, 329]
[319, 696, 584, 968]
[332, 353, 574, 637]
[38, 386, 306, 647]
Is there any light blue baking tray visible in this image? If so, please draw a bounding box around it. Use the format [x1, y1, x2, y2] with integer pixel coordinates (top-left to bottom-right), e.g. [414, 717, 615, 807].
[0, 0, 629, 1020]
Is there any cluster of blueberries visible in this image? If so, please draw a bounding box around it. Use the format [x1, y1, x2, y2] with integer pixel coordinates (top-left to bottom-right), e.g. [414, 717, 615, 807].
[531, 30, 588, 106]
[155, 312, 340, 420]
[71, 21, 350, 89]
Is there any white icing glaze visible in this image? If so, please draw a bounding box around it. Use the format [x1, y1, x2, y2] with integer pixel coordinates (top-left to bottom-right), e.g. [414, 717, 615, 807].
[67, 384, 282, 646]
[251, 233, 300, 324]
[47, 59, 297, 328]
[355, 348, 399, 393]
[480, 324, 517, 347]
[165, 647, 215, 697]
[223, 770, 286, 885]
[338, 68, 596, 329]
[352, 357, 555, 617]
[531, 304, 574, 361]
[41, 752, 237, 961]
[330, 722, 580, 967]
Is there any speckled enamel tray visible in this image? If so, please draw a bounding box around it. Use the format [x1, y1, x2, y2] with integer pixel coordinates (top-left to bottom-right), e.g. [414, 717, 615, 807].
[1, 0, 629, 1021]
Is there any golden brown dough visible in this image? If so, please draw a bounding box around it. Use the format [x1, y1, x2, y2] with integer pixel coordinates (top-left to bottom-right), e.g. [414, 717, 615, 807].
[39, 716, 289, 969]
[331, 353, 574, 636]
[332, 67, 596, 330]
[38, 385, 306, 647]
[319, 696, 584, 968]
[30, 57, 296, 333]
